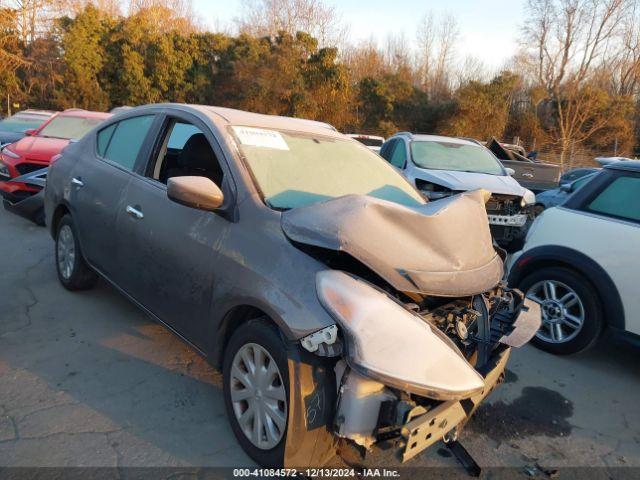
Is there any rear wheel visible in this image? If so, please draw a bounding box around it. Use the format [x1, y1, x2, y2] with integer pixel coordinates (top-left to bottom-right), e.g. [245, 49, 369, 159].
[223, 319, 289, 467]
[55, 214, 97, 291]
[519, 266, 603, 354]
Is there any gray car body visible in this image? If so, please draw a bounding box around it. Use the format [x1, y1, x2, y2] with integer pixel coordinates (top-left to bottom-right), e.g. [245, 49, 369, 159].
[44, 104, 339, 362]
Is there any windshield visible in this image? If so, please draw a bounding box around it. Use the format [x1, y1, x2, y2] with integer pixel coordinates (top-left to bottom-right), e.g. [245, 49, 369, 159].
[38, 116, 104, 140]
[0, 114, 49, 133]
[231, 126, 425, 209]
[411, 141, 505, 176]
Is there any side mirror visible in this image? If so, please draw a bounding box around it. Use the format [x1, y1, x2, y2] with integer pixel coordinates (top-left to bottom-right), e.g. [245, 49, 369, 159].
[24, 129, 37, 136]
[167, 176, 224, 211]
[560, 183, 572, 193]
[505, 167, 515, 176]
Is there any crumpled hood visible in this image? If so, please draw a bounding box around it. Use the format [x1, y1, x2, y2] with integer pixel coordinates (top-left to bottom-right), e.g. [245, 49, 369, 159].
[282, 190, 504, 297]
[414, 169, 526, 197]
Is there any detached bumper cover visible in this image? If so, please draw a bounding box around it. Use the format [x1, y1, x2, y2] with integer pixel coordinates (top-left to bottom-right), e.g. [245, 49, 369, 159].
[0, 168, 47, 224]
[401, 348, 510, 462]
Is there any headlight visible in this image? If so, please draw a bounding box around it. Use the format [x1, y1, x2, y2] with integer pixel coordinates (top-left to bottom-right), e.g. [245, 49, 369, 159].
[521, 189, 536, 207]
[316, 270, 485, 400]
[1, 147, 20, 159]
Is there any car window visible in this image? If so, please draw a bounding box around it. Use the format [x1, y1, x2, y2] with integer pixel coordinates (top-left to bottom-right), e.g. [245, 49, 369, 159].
[586, 175, 640, 222]
[151, 119, 224, 186]
[38, 116, 105, 140]
[380, 139, 396, 160]
[389, 141, 407, 169]
[97, 123, 117, 157]
[232, 127, 424, 209]
[572, 174, 595, 191]
[0, 114, 49, 133]
[102, 115, 154, 170]
[410, 141, 504, 175]
[167, 123, 201, 149]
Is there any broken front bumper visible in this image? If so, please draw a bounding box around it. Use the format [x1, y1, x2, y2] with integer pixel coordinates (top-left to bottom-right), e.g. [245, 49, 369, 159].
[401, 348, 510, 461]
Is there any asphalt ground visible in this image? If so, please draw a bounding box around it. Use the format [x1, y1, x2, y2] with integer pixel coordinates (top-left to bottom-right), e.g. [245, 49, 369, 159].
[1, 209, 639, 477]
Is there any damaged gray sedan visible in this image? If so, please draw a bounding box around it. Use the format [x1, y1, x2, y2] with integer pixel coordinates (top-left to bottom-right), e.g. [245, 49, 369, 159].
[44, 104, 540, 468]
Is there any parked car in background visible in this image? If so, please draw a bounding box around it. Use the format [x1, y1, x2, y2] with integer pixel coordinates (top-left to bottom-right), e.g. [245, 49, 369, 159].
[44, 104, 539, 468]
[0, 109, 56, 147]
[346, 134, 385, 152]
[508, 161, 640, 354]
[534, 172, 597, 214]
[0, 109, 111, 224]
[486, 138, 561, 192]
[380, 133, 536, 251]
[559, 167, 599, 186]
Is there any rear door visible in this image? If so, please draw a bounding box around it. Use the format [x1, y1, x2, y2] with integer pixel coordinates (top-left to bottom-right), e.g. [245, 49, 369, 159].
[115, 112, 233, 348]
[71, 114, 156, 279]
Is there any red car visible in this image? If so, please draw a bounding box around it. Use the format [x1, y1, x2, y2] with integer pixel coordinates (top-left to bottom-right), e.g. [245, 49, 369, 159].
[0, 109, 112, 206]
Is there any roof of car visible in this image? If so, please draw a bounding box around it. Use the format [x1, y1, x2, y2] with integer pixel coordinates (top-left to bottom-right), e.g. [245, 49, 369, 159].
[57, 109, 112, 119]
[604, 160, 640, 172]
[391, 132, 480, 146]
[189, 105, 339, 136]
[19, 109, 56, 117]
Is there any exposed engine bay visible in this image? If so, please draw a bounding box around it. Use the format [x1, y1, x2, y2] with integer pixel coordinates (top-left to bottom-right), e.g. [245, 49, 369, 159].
[330, 282, 536, 462]
[284, 190, 541, 467]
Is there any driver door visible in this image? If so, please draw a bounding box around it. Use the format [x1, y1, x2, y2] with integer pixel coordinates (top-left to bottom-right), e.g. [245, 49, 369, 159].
[116, 115, 231, 349]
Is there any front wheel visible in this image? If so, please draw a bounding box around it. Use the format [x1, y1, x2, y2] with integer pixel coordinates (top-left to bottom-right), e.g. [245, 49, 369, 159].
[519, 266, 603, 354]
[223, 319, 289, 467]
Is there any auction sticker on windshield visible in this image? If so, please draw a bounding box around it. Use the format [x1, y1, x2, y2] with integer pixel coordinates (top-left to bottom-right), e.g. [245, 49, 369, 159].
[232, 126, 289, 150]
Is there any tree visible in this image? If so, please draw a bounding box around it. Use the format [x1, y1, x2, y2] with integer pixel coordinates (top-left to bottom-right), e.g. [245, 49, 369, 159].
[56, 5, 110, 109]
[416, 11, 459, 101]
[520, 0, 632, 166]
[446, 71, 522, 140]
[236, 0, 344, 46]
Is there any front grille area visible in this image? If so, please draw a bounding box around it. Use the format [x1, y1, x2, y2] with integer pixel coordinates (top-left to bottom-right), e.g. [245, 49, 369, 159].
[16, 162, 47, 175]
[486, 194, 519, 216]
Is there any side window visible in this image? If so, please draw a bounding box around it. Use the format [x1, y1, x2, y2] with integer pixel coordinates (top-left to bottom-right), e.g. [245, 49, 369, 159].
[102, 115, 155, 170]
[97, 123, 116, 157]
[150, 119, 224, 187]
[389, 141, 407, 169]
[380, 139, 396, 161]
[572, 174, 594, 191]
[586, 175, 640, 223]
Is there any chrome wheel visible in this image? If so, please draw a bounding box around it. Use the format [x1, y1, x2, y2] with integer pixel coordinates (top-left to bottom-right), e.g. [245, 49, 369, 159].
[57, 225, 76, 280]
[526, 280, 585, 344]
[230, 343, 287, 450]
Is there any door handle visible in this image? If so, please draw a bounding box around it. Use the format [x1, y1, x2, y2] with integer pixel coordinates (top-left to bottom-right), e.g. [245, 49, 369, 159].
[71, 177, 84, 187]
[126, 205, 144, 220]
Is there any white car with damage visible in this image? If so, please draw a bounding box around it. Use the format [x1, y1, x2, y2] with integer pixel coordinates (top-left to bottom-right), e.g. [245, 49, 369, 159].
[380, 133, 536, 251]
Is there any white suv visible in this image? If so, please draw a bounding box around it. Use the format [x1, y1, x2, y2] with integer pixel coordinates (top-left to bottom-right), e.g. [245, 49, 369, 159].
[508, 161, 640, 354]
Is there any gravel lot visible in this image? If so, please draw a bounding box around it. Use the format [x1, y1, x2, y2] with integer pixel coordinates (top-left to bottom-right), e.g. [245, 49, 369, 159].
[1, 209, 639, 474]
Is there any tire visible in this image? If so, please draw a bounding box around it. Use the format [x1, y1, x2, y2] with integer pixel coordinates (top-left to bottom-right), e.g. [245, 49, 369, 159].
[55, 214, 97, 291]
[223, 318, 290, 467]
[519, 266, 603, 354]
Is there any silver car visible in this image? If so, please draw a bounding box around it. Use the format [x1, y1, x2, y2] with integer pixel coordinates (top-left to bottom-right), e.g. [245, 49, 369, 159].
[44, 104, 539, 468]
[380, 133, 536, 251]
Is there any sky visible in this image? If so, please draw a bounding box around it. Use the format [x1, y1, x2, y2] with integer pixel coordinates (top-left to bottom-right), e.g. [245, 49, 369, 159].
[192, 0, 525, 69]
